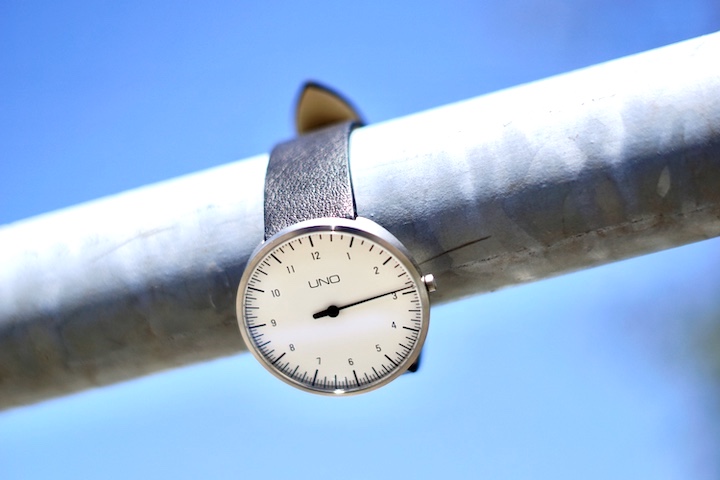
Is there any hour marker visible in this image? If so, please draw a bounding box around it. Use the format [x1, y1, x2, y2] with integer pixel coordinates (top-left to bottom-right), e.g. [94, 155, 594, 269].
[270, 254, 282, 264]
[383, 257, 391, 265]
[353, 370, 360, 386]
[384, 354, 398, 367]
[309, 237, 314, 248]
[272, 352, 286, 365]
[248, 286, 265, 293]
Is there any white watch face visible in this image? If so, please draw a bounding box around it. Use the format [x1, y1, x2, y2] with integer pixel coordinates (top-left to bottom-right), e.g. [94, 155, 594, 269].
[236, 217, 431, 395]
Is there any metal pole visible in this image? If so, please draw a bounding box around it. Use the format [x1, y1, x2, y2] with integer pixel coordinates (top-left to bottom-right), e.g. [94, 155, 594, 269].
[1, 32, 719, 410]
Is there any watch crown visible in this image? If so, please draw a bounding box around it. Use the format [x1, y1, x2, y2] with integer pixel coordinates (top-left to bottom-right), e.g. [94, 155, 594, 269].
[422, 274, 437, 293]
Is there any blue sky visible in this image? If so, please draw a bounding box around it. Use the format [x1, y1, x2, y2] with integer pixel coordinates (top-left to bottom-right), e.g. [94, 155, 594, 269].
[1, 2, 719, 479]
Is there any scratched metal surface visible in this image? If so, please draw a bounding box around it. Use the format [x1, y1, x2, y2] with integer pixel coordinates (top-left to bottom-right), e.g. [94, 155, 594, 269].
[1, 33, 719, 409]
[352, 32, 720, 302]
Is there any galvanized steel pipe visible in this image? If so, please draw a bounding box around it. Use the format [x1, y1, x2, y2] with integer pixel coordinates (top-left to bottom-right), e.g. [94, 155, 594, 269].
[1, 32, 719, 409]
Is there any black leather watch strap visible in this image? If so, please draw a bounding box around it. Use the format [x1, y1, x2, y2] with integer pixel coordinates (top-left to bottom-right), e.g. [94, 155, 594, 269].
[264, 121, 357, 239]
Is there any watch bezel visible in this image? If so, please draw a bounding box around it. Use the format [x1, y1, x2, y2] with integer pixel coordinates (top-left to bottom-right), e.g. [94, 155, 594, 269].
[236, 216, 431, 396]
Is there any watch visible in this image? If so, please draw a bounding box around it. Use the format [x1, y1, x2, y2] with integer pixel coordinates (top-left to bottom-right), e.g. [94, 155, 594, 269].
[236, 88, 435, 395]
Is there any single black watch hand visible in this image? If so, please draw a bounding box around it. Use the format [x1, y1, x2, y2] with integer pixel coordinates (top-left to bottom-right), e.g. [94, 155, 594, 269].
[313, 285, 414, 319]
